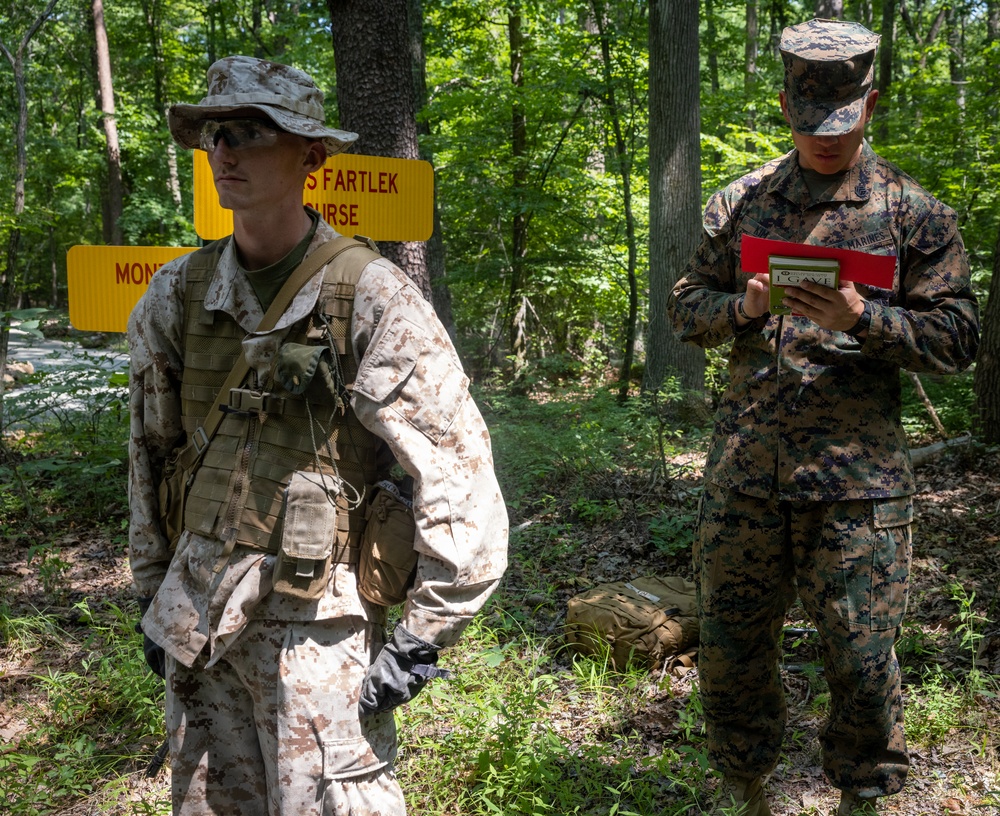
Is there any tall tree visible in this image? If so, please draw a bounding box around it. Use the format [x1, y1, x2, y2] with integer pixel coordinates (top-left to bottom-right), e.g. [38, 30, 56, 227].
[873, 0, 895, 144]
[591, 0, 639, 401]
[815, 0, 843, 17]
[974, 224, 1000, 443]
[328, 0, 430, 297]
[705, 0, 720, 93]
[945, 2, 967, 114]
[508, 2, 529, 380]
[140, 0, 182, 209]
[0, 0, 59, 434]
[899, 0, 947, 71]
[745, 0, 759, 138]
[644, 0, 703, 395]
[92, 0, 124, 245]
[407, 0, 454, 336]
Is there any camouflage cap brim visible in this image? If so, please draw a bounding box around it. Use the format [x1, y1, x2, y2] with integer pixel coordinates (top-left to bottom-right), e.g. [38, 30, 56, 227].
[168, 101, 358, 156]
[784, 91, 868, 136]
[166, 56, 359, 157]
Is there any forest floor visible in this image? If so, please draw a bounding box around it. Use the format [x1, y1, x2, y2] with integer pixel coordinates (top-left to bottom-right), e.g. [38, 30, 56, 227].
[1, 335, 998, 814]
[506, 439, 1000, 816]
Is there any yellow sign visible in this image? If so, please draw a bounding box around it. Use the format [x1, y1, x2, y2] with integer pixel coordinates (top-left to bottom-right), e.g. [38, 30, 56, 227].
[67, 245, 196, 333]
[194, 152, 434, 241]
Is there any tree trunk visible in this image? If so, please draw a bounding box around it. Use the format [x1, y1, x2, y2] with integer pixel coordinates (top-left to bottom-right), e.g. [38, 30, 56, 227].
[49, 226, 59, 309]
[745, 0, 759, 139]
[328, 0, 430, 296]
[93, 0, 124, 245]
[0, 0, 59, 434]
[899, 0, 947, 72]
[590, 1, 639, 401]
[508, 3, 529, 381]
[140, 0, 183, 209]
[973, 224, 1000, 444]
[705, 0, 720, 94]
[407, 0, 454, 336]
[815, 0, 843, 18]
[946, 3, 967, 115]
[644, 0, 704, 395]
[873, 0, 895, 144]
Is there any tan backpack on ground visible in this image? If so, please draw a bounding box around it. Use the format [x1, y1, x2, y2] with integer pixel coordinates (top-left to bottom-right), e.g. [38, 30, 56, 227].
[565, 575, 699, 673]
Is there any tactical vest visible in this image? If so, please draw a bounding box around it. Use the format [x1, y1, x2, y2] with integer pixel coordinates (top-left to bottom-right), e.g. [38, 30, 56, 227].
[177, 238, 381, 558]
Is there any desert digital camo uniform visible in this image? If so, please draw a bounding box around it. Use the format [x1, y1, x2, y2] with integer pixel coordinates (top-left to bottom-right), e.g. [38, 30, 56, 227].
[128, 215, 508, 814]
[669, 141, 979, 795]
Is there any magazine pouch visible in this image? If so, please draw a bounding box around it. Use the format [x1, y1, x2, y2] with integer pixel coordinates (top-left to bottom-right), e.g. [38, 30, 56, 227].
[273, 471, 339, 601]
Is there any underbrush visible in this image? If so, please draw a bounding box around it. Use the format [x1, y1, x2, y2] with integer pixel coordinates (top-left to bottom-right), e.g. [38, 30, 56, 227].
[0, 602, 167, 815]
[1, 352, 997, 814]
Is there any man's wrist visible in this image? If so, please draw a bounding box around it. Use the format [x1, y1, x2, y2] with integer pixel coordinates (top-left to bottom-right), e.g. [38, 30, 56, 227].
[737, 295, 761, 322]
[846, 300, 871, 338]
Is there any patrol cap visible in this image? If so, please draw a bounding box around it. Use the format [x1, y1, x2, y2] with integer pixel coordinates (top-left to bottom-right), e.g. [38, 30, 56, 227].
[168, 56, 358, 156]
[779, 18, 880, 135]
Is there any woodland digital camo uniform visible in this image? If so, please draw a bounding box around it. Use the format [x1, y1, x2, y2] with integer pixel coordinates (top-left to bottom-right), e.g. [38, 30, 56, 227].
[668, 141, 979, 796]
[128, 215, 508, 814]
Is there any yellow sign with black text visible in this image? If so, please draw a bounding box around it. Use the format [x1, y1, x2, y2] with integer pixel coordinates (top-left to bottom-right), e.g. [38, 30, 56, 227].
[68, 153, 433, 332]
[193, 151, 434, 241]
[67, 245, 197, 333]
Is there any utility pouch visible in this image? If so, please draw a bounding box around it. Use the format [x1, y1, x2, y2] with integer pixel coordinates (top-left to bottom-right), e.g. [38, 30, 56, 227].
[273, 471, 339, 601]
[358, 483, 418, 607]
[157, 442, 195, 550]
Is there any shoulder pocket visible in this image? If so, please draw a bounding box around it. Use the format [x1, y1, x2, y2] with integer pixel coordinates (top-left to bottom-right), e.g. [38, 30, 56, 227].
[354, 316, 422, 404]
[355, 315, 470, 444]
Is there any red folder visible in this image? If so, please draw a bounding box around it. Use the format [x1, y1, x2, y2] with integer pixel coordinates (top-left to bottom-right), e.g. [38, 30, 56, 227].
[741, 234, 896, 289]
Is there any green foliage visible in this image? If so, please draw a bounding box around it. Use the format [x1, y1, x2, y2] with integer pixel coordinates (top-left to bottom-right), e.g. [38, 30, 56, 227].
[397, 612, 710, 815]
[647, 508, 696, 557]
[1, 338, 128, 536]
[426, 1, 649, 374]
[2, 309, 49, 340]
[0, 602, 166, 816]
[900, 370, 977, 440]
[3, 0, 996, 390]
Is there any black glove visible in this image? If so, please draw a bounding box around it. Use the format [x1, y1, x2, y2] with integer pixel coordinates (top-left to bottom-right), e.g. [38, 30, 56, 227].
[359, 625, 450, 715]
[135, 597, 166, 679]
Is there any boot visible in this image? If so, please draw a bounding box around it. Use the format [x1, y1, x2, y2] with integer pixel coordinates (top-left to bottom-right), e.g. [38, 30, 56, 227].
[712, 775, 773, 816]
[838, 791, 879, 816]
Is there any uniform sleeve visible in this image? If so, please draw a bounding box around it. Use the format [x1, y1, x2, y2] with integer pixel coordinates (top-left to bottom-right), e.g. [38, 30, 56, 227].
[668, 188, 753, 348]
[863, 200, 980, 375]
[126, 260, 187, 598]
[350, 261, 509, 648]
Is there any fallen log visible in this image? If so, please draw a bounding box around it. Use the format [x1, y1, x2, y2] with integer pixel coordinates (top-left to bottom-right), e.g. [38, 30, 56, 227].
[910, 435, 973, 468]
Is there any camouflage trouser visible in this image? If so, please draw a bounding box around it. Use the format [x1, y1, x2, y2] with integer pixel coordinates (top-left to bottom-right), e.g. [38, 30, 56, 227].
[165, 616, 406, 815]
[694, 481, 912, 797]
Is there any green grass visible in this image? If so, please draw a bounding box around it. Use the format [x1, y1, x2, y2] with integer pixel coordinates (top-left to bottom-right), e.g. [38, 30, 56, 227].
[0, 602, 167, 815]
[396, 613, 712, 815]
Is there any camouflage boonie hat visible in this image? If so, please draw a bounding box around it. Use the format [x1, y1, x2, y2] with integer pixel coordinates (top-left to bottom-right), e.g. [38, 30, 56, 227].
[168, 56, 358, 156]
[779, 18, 880, 135]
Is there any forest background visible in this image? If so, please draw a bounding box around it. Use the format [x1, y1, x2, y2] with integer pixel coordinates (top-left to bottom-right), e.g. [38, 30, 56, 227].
[1, 0, 999, 815]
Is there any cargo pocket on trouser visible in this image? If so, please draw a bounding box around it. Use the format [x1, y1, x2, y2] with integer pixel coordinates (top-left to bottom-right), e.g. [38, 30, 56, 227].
[869, 496, 913, 632]
[322, 712, 397, 780]
[275, 619, 399, 815]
